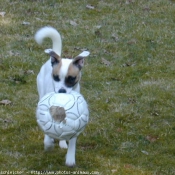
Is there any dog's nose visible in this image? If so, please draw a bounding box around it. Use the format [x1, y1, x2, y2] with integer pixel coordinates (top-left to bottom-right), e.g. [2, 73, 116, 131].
[58, 88, 66, 93]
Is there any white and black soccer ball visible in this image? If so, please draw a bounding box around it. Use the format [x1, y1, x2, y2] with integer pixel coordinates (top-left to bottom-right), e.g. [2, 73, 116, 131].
[36, 91, 89, 140]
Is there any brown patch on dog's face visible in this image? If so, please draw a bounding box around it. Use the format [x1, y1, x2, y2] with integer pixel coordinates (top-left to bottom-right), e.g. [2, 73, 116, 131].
[52, 61, 62, 82]
[65, 62, 81, 88]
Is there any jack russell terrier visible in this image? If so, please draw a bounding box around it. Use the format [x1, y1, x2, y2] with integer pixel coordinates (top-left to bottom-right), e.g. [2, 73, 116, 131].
[35, 26, 90, 167]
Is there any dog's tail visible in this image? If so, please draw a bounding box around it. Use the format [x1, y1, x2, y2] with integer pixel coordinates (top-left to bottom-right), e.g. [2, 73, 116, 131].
[35, 26, 62, 56]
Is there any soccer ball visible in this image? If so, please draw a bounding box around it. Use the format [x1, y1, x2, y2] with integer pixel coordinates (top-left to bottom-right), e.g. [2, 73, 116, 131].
[36, 91, 89, 140]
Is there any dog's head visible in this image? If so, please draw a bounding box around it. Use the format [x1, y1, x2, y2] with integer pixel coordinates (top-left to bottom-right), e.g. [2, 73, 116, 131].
[45, 49, 90, 93]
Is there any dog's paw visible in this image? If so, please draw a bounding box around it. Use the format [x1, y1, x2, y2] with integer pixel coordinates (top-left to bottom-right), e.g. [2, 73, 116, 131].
[65, 162, 76, 168]
[44, 144, 54, 151]
[59, 140, 68, 149]
[65, 158, 76, 167]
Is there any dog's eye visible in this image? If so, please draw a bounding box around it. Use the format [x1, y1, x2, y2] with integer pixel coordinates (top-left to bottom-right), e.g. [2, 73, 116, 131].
[53, 75, 60, 82]
[65, 76, 77, 87]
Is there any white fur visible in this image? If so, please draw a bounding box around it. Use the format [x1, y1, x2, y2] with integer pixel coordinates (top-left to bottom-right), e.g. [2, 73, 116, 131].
[65, 137, 77, 167]
[35, 26, 62, 56]
[37, 57, 79, 99]
[78, 51, 90, 57]
[35, 26, 89, 167]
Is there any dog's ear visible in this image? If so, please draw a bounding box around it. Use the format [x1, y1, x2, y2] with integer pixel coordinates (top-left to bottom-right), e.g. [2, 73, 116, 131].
[45, 49, 61, 66]
[78, 51, 90, 57]
[73, 56, 84, 70]
[73, 51, 90, 69]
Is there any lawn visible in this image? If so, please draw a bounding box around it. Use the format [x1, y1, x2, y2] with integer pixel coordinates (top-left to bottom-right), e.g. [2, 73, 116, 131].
[0, 0, 175, 174]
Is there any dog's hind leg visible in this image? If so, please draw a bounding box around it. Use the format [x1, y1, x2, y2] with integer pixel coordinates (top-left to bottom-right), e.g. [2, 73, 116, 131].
[37, 74, 45, 100]
[59, 140, 68, 149]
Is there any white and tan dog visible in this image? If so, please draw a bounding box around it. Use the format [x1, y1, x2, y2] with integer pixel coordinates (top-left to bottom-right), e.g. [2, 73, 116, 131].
[35, 26, 90, 167]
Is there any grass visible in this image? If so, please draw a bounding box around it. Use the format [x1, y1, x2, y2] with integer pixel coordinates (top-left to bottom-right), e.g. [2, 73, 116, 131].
[0, 0, 175, 174]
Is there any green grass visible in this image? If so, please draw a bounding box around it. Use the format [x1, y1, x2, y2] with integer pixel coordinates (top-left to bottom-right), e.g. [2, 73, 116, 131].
[0, 0, 175, 174]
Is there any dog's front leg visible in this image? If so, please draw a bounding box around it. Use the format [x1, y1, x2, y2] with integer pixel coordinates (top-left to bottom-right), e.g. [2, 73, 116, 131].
[65, 137, 77, 167]
[44, 134, 54, 151]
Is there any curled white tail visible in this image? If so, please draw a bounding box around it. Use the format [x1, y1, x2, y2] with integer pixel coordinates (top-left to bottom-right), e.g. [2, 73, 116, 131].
[35, 26, 62, 56]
